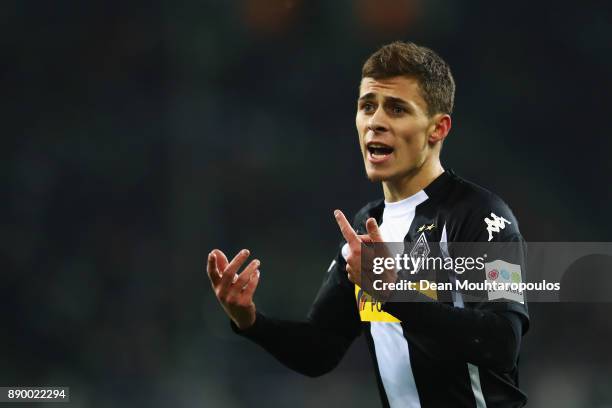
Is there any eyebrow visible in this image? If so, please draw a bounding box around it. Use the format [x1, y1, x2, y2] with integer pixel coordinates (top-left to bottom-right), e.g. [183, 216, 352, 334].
[358, 93, 410, 106]
[358, 93, 416, 113]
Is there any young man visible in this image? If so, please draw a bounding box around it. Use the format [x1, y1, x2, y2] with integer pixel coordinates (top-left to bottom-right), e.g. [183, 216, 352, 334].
[206, 41, 529, 408]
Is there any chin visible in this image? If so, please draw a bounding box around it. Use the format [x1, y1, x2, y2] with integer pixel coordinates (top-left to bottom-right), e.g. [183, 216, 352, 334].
[365, 170, 392, 183]
[366, 174, 384, 183]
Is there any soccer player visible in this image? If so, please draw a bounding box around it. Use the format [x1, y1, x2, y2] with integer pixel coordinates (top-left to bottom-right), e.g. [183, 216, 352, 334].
[206, 41, 529, 408]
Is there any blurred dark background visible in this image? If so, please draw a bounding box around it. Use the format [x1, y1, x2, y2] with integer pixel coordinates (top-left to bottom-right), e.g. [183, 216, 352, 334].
[3, 0, 612, 407]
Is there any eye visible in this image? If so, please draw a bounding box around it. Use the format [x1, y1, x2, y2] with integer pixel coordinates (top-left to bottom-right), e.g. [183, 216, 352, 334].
[361, 102, 375, 113]
[391, 105, 406, 115]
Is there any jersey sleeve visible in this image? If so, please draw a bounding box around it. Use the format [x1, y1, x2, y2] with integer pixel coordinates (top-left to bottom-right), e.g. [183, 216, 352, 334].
[307, 242, 362, 338]
[452, 193, 530, 332]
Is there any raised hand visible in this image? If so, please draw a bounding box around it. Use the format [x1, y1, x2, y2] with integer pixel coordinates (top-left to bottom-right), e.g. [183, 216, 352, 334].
[334, 210, 384, 285]
[207, 248, 261, 330]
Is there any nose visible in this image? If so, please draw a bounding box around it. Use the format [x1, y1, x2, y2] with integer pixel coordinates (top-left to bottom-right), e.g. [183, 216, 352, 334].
[367, 107, 389, 133]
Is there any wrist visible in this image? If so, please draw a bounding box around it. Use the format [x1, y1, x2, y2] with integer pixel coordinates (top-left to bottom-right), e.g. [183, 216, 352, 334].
[234, 314, 256, 331]
[230, 307, 258, 331]
[230, 311, 263, 337]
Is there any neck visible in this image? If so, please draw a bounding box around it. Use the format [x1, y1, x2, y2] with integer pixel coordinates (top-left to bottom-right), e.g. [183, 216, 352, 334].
[382, 158, 444, 202]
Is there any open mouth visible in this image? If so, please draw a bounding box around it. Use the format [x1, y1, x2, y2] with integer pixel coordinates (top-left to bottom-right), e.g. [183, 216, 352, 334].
[366, 142, 394, 161]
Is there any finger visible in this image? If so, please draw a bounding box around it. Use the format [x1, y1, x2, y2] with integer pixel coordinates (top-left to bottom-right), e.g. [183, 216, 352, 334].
[357, 234, 373, 243]
[366, 218, 384, 242]
[241, 269, 261, 299]
[234, 259, 261, 288]
[346, 263, 357, 282]
[346, 264, 358, 284]
[220, 249, 250, 289]
[346, 263, 353, 274]
[211, 249, 229, 273]
[207, 252, 221, 286]
[334, 210, 359, 248]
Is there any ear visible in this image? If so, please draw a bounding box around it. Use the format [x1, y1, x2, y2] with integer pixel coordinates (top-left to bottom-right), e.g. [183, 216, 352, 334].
[428, 114, 452, 144]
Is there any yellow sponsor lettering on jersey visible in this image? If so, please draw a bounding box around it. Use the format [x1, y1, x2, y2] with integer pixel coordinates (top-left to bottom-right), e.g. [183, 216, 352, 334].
[354, 285, 400, 322]
[354, 282, 438, 322]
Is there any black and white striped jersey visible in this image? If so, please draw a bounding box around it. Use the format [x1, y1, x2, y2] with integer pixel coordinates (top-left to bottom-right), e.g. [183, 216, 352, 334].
[233, 169, 529, 408]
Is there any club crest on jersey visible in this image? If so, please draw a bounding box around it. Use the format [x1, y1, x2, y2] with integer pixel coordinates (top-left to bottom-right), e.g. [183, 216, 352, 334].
[409, 233, 430, 274]
[417, 223, 436, 233]
[484, 212, 511, 241]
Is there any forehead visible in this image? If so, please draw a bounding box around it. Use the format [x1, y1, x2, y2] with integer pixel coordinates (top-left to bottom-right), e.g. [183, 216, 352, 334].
[359, 76, 427, 110]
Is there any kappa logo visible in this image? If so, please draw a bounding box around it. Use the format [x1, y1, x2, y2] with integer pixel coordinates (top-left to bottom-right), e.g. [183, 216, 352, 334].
[417, 223, 436, 233]
[484, 212, 511, 241]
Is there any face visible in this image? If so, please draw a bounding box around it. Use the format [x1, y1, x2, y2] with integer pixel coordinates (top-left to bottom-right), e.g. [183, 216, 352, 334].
[356, 76, 439, 183]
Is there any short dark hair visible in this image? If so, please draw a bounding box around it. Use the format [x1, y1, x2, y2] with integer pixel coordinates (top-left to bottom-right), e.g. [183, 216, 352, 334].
[361, 41, 455, 116]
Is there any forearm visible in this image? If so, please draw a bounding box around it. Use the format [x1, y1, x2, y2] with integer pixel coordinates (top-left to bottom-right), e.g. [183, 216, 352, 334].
[382, 301, 523, 372]
[231, 311, 354, 377]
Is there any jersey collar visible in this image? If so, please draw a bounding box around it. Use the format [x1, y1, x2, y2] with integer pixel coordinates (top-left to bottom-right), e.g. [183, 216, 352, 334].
[364, 169, 455, 228]
[423, 168, 455, 200]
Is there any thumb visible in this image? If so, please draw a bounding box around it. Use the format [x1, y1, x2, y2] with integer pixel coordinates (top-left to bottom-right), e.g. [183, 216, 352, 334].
[366, 218, 383, 242]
